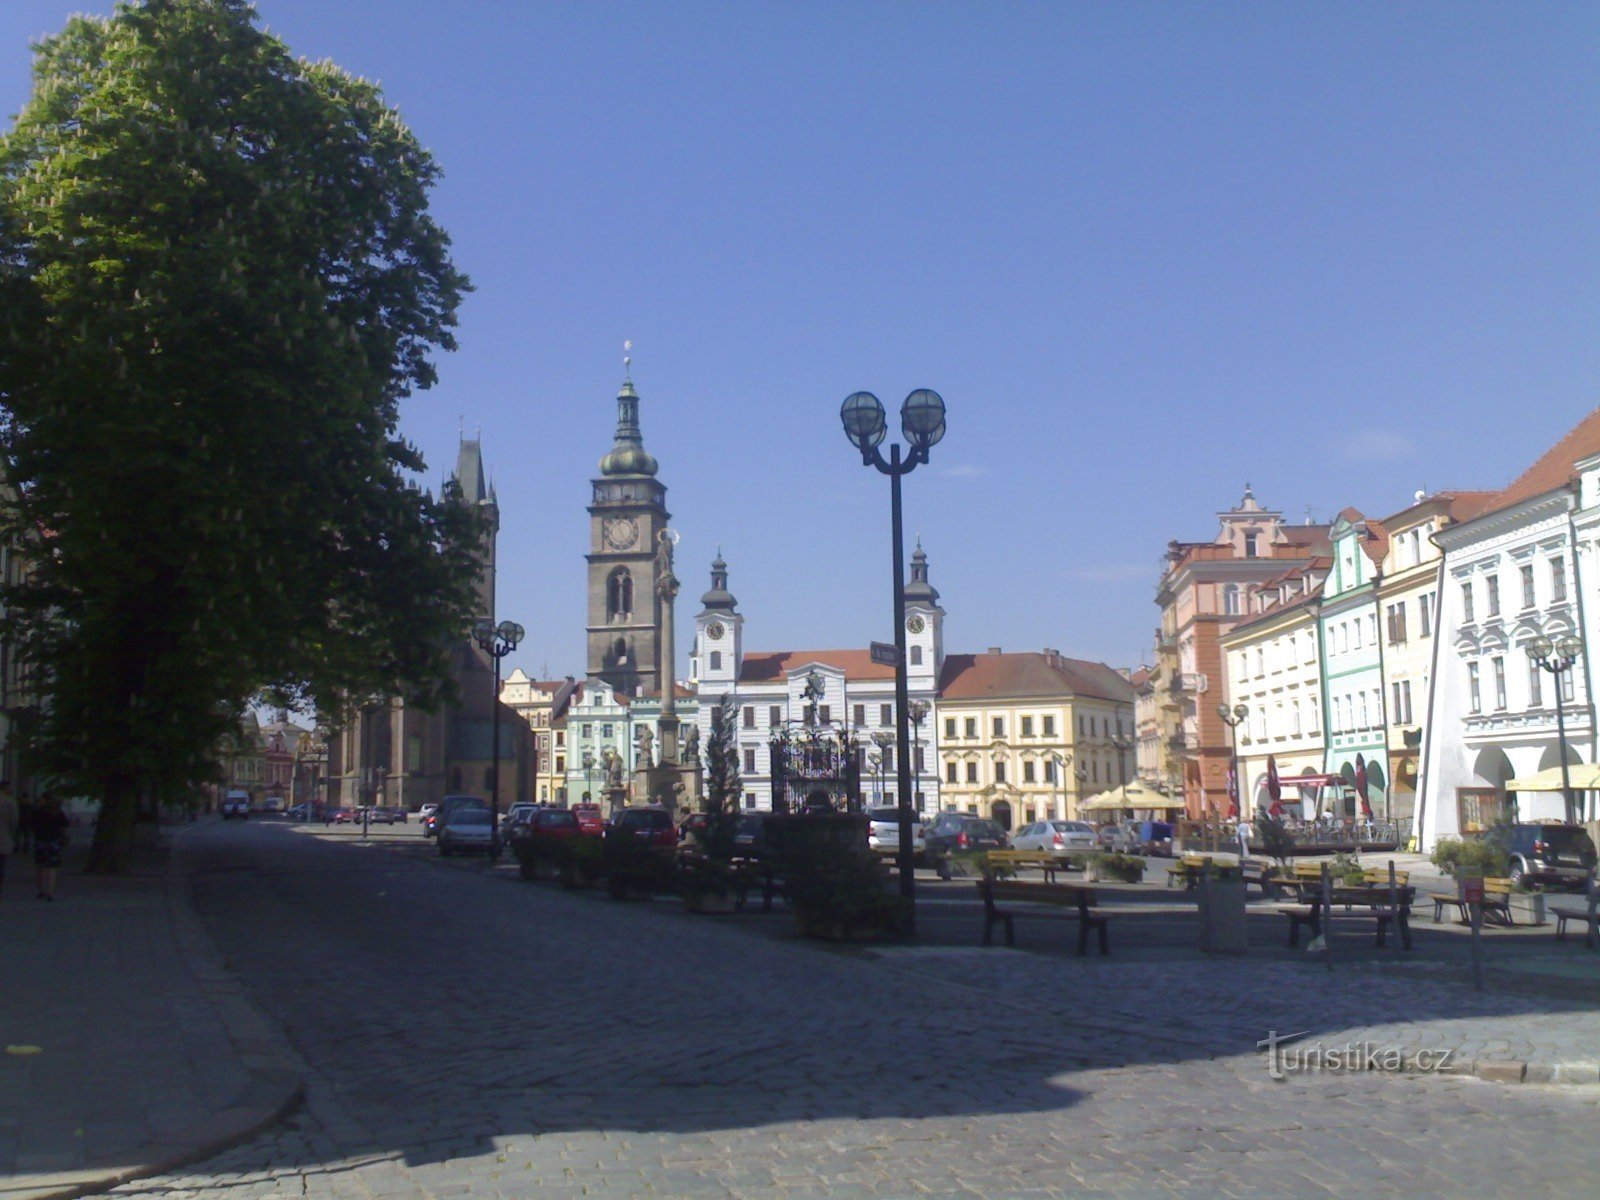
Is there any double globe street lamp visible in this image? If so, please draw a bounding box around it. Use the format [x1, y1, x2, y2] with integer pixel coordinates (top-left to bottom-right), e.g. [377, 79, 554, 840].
[1216, 702, 1250, 822]
[1528, 634, 1583, 824]
[841, 388, 947, 925]
[474, 618, 525, 858]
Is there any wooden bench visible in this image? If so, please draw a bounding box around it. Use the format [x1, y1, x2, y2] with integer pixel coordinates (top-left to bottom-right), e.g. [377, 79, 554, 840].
[986, 849, 1071, 882]
[1551, 904, 1599, 941]
[1428, 877, 1513, 925]
[977, 875, 1110, 956]
[1283, 885, 1415, 950]
[1168, 855, 1217, 889]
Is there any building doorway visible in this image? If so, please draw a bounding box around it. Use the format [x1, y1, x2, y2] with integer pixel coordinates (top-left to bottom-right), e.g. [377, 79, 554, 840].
[992, 798, 1013, 831]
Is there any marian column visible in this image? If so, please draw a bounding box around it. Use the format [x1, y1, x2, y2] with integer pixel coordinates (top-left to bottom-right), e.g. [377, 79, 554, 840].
[655, 529, 681, 765]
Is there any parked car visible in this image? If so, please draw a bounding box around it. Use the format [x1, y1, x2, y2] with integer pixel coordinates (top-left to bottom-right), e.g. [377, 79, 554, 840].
[732, 812, 771, 860]
[524, 807, 587, 853]
[286, 803, 312, 821]
[923, 812, 1009, 858]
[366, 807, 404, 825]
[1504, 823, 1598, 888]
[221, 791, 250, 819]
[1132, 820, 1175, 857]
[503, 804, 542, 852]
[424, 794, 487, 838]
[571, 803, 606, 836]
[610, 807, 677, 848]
[331, 807, 358, 824]
[1095, 823, 1139, 853]
[437, 807, 499, 857]
[1011, 819, 1097, 860]
[866, 806, 927, 859]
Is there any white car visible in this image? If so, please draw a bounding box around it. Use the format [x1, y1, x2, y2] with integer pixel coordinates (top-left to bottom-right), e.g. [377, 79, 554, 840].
[1011, 819, 1097, 860]
[866, 807, 926, 859]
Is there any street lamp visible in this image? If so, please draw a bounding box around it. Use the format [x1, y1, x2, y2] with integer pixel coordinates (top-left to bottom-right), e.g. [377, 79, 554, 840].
[842, 388, 946, 928]
[1216, 702, 1249, 822]
[908, 699, 930, 813]
[1112, 735, 1135, 787]
[1529, 634, 1583, 824]
[871, 730, 895, 805]
[474, 618, 525, 858]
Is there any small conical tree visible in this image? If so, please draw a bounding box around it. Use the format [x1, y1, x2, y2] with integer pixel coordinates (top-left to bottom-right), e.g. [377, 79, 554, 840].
[701, 693, 742, 862]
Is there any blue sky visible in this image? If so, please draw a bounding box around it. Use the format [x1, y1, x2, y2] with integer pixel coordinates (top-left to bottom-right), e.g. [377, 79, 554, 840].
[3, 2, 1596, 679]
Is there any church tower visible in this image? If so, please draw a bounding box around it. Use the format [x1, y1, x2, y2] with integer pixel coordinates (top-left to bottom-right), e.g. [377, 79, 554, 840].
[586, 376, 669, 697]
[903, 538, 945, 690]
[454, 434, 498, 629]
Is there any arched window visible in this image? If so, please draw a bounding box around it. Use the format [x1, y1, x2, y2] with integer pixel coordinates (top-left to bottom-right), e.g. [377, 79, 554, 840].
[1223, 585, 1241, 615]
[612, 637, 628, 664]
[910, 645, 923, 665]
[710, 650, 722, 670]
[607, 568, 633, 621]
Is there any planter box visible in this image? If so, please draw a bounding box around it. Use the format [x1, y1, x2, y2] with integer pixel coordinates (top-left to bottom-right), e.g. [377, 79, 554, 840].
[1508, 891, 1546, 926]
[684, 890, 737, 915]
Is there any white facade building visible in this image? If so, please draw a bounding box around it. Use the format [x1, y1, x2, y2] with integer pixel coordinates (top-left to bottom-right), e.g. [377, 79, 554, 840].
[1418, 411, 1600, 848]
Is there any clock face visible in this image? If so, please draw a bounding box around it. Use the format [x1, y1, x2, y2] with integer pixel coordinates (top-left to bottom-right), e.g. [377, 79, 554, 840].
[907, 615, 926, 634]
[603, 516, 638, 551]
[707, 622, 725, 640]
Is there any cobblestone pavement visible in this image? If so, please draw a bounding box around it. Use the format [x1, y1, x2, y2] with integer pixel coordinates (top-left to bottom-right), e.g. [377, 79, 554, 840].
[108, 821, 1600, 1199]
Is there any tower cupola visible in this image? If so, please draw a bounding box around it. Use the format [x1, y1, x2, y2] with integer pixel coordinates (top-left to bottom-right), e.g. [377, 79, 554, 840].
[598, 381, 659, 477]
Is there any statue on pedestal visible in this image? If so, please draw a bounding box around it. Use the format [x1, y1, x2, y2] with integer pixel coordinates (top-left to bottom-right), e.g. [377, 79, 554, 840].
[681, 722, 700, 766]
[636, 724, 654, 769]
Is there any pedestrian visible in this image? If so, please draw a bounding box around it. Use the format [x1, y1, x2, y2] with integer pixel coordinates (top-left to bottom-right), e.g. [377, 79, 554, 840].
[0, 781, 18, 904]
[32, 793, 70, 902]
[1237, 815, 1251, 859]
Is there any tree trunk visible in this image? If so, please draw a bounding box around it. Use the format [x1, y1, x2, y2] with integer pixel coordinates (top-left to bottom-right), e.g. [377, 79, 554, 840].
[86, 776, 139, 874]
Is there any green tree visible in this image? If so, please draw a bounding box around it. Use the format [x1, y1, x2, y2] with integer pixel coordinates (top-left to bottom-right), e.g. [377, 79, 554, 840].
[701, 694, 743, 861]
[0, 0, 478, 870]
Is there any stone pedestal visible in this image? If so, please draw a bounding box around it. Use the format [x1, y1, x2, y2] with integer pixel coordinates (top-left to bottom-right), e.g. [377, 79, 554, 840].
[634, 764, 700, 814]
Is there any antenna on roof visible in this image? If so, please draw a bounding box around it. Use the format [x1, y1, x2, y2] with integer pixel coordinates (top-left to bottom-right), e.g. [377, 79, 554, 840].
[1303, 505, 1314, 525]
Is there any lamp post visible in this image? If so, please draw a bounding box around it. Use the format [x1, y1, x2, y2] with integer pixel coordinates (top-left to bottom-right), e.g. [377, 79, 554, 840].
[1529, 634, 1583, 824]
[842, 388, 946, 926]
[868, 752, 883, 803]
[474, 618, 525, 859]
[1216, 702, 1249, 823]
[1051, 753, 1070, 821]
[1112, 735, 1135, 787]
[909, 699, 930, 814]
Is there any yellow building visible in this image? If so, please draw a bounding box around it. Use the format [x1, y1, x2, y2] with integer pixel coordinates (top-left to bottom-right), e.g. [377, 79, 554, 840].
[935, 650, 1134, 829]
[500, 671, 579, 804]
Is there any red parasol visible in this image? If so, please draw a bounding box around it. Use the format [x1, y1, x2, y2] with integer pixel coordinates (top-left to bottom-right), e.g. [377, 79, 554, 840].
[1226, 766, 1239, 819]
[1354, 753, 1373, 818]
[1266, 755, 1284, 818]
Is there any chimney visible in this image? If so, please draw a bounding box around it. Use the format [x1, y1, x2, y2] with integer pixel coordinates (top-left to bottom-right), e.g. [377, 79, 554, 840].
[987, 646, 1003, 655]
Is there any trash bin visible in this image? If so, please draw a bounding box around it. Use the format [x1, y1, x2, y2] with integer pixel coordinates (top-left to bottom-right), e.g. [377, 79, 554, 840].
[1198, 865, 1248, 954]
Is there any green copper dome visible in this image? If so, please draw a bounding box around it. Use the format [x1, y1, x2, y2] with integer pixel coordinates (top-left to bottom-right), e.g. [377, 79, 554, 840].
[599, 381, 659, 477]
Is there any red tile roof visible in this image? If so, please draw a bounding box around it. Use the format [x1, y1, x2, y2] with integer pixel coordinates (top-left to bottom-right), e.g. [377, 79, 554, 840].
[739, 650, 898, 683]
[938, 652, 1133, 704]
[1483, 408, 1600, 515]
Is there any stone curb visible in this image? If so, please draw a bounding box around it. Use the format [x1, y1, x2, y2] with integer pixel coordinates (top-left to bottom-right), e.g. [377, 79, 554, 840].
[1, 828, 308, 1200]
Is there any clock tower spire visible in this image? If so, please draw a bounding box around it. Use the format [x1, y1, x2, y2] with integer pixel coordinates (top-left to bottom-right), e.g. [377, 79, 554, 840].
[586, 370, 669, 697]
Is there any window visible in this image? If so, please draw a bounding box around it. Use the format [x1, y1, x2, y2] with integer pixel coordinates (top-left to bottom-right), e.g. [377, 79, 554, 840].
[1486, 575, 1500, 617]
[1386, 602, 1408, 644]
[965, 717, 977, 738]
[1078, 715, 1086, 736]
[854, 704, 866, 727]
[602, 724, 613, 738]
[743, 707, 755, 729]
[1291, 700, 1301, 736]
[883, 747, 893, 771]
[1309, 698, 1320, 733]
[1520, 564, 1536, 610]
[945, 717, 956, 738]
[406, 734, 422, 772]
[1244, 533, 1258, 557]
[605, 568, 633, 620]
[994, 760, 1007, 784]
[1462, 582, 1474, 623]
[946, 761, 957, 784]
[766, 706, 778, 727]
[1552, 557, 1568, 603]
[710, 706, 722, 728]
[1529, 659, 1542, 707]
[744, 793, 756, 810]
[1254, 648, 1264, 676]
[993, 716, 1005, 737]
[818, 704, 831, 725]
[1045, 758, 1058, 783]
[1043, 715, 1056, 736]
[1023, 759, 1036, 783]
[966, 761, 978, 783]
[1021, 716, 1034, 737]
[1358, 693, 1368, 728]
[1351, 620, 1362, 650]
[1493, 657, 1507, 710]
[1223, 584, 1241, 614]
[1562, 670, 1575, 703]
[881, 704, 893, 726]
[743, 749, 756, 773]
[910, 645, 923, 666]
[582, 723, 593, 737]
[555, 755, 564, 773]
[1419, 592, 1434, 637]
[709, 650, 722, 670]
[1468, 662, 1481, 714]
[1090, 759, 1099, 783]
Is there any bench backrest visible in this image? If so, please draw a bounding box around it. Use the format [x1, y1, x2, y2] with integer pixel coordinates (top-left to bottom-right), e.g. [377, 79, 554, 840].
[982, 877, 1096, 911]
[989, 849, 1053, 863]
[1484, 877, 1513, 896]
[1293, 863, 1325, 880]
[1362, 869, 1409, 886]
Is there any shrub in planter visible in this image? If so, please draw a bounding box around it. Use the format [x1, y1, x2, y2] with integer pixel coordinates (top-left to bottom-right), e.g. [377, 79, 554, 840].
[1431, 836, 1510, 879]
[1089, 852, 1146, 883]
[786, 832, 909, 939]
[603, 836, 674, 899]
[556, 836, 605, 888]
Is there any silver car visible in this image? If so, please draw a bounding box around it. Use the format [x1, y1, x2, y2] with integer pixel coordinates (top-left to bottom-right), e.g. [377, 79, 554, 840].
[437, 808, 499, 858]
[866, 807, 926, 859]
[1011, 819, 1097, 860]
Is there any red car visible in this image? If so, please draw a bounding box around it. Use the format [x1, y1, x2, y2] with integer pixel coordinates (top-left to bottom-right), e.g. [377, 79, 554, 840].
[610, 807, 676, 848]
[571, 803, 606, 836]
[331, 807, 359, 824]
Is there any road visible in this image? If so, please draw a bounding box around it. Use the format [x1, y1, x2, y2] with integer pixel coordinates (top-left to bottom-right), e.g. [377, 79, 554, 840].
[113, 818, 1600, 1199]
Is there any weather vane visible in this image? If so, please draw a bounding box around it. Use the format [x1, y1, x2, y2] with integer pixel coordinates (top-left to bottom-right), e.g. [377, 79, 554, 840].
[623, 339, 633, 383]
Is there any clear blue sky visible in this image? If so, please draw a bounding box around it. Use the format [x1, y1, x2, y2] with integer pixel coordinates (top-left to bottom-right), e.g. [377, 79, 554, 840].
[3, 2, 1597, 679]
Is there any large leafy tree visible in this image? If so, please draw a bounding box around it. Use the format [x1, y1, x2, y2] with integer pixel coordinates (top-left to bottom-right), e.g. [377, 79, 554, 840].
[0, 0, 480, 869]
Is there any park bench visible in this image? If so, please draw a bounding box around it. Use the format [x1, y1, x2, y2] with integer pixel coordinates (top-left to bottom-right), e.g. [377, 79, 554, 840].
[1550, 903, 1599, 941]
[986, 849, 1070, 882]
[977, 874, 1110, 956]
[1282, 884, 1415, 950]
[1428, 877, 1513, 925]
[1168, 854, 1217, 889]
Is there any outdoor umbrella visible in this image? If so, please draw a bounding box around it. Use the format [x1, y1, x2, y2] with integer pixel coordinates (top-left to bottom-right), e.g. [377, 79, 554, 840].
[1354, 753, 1373, 819]
[1266, 755, 1283, 818]
[1226, 766, 1239, 819]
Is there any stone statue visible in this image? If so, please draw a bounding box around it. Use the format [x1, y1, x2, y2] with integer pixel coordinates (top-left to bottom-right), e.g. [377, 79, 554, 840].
[655, 529, 679, 598]
[636, 724, 654, 769]
[681, 722, 700, 764]
[604, 747, 624, 789]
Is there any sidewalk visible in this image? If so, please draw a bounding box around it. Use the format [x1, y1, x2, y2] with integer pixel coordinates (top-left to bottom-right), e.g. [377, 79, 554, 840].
[0, 825, 302, 1200]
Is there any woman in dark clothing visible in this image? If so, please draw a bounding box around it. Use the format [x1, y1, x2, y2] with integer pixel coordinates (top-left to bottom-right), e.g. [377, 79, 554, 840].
[32, 794, 69, 901]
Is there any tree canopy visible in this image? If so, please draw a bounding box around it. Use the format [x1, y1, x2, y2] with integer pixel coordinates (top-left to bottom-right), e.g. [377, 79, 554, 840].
[0, 0, 481, 868]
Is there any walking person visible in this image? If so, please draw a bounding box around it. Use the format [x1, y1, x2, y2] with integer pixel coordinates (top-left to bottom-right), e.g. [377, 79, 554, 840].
[32, 793, 69, 901]
[1237, 815, 1251, 859]
[0, 782, 18, 904]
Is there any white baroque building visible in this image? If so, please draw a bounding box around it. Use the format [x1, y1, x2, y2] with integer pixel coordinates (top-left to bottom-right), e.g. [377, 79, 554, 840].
[1418, 411, 1600, 848]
